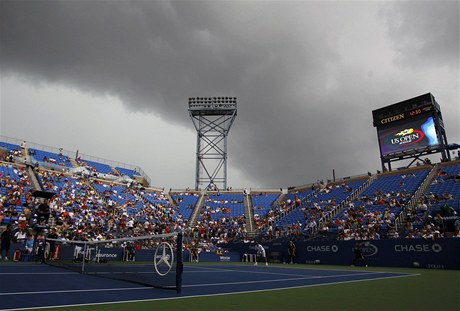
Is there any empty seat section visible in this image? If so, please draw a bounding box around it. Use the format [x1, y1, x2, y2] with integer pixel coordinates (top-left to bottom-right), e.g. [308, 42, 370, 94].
[116, 167, 138, 178]
[30, 149, 73, 168]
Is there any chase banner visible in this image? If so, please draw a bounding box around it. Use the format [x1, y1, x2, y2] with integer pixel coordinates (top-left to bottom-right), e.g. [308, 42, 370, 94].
[224, 238, 460, 269]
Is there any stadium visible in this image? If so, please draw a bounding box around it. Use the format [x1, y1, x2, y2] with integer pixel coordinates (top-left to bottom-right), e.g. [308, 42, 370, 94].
[1, 1, 459, 311]
[1, 92, 459, 310]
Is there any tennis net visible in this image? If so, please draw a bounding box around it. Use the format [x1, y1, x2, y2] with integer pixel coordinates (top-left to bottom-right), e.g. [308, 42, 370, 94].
[43, 232, 183, 293]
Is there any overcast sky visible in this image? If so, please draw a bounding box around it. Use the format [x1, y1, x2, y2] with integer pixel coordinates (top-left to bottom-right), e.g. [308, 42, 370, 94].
[1, 0, 459, 190]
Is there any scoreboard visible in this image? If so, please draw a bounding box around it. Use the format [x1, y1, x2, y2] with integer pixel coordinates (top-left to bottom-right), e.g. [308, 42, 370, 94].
[372, 93, 440, 157]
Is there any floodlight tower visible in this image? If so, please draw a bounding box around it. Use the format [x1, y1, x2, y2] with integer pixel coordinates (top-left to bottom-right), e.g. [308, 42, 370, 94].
[188, 97, 237, 191]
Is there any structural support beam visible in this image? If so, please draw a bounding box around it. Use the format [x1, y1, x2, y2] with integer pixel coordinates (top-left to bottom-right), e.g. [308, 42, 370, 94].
[188, 97, 237, 191]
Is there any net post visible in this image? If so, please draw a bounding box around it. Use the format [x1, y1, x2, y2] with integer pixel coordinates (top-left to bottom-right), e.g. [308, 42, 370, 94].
[81, 242, 87, 273]
[40, 236, 48, 264]
[176, 232, 183, 294]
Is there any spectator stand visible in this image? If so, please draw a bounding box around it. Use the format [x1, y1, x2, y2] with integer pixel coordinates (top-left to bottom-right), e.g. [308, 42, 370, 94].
[251, 192, 281, 220]
[29, 148, 73, 171]
[0, 141, 24, 164]
[407, 161, 460, 237]
[0, 142, 21, 153]
[91, 180, 185, 237]
[251, 192, 283, 235]
[325, 169, 430, 240]
[256, 187, 317, 240]
[115, 167, 138, 178]
[76, 158, 119, 178]
[0, 162, 33, 226]
[35, 169, 107, 227]
[267, 179, 368, 240]
[194, 192, 248, 243]
[170, 191, 200, 222]
[393, 164, 441, 235]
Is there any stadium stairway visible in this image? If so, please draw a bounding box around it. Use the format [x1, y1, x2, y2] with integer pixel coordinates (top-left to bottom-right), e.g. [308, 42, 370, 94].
[19, 146, 41, 190]
[68, 157, 79, 168]
[243, 193, 256, 237]
[22, 146, 31, 163]
[25, 164, 43, 193]
[165, 193, 177, 208]
[274, 193, 286, 207]
[188, 192, 206, 226]
[330, 175, 376, 219]
[310, 175, 376, 237]
[86, 179, 101, 195]
[113, 167, 122, 176]
[394, 163, 441, 231]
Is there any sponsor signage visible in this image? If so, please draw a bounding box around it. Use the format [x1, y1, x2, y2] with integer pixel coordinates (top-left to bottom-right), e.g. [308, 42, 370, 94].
[372, 93, 435, 127]
[298, 239, 458, 268]
[306, 245, 339, 252]
[377, 105, 434, 126]
[394, 243, 442, 253]
[222, 238, 460, 269]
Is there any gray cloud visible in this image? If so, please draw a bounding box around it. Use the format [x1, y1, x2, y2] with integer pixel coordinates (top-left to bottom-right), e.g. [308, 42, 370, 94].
[381, 1, 459, 68]
[1, 1, 458, 188]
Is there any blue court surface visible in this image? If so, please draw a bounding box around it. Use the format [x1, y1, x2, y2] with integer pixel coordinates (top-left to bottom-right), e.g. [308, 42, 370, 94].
[0, 262, 415, 310]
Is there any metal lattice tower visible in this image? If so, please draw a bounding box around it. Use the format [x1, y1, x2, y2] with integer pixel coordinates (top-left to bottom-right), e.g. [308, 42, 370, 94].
[188, 97, 237, 191]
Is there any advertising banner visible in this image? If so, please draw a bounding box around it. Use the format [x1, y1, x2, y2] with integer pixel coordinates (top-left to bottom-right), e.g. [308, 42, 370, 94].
[224, 238, 460, 269]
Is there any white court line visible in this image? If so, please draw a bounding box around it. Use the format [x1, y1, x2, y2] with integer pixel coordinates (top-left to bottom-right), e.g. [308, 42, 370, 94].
[0, 271, 157, 276]
[0, 273, 420, 311]
[0, 287, 149, 296]
[0, 275, 336, 296]
[186, 264, 403, 275]
[183, 271, 414, 288]
[184, 265, 402, 278]
[0, 271, 417, 296]
[0, 272, 77, 275]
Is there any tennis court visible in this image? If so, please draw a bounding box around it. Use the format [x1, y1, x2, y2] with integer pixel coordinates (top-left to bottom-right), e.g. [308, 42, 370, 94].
[0, 262, 415, 310]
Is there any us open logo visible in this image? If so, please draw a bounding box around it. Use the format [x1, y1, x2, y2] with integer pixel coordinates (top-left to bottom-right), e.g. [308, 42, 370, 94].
[361, 242, 378, 257]
[431, 243, 442, 253]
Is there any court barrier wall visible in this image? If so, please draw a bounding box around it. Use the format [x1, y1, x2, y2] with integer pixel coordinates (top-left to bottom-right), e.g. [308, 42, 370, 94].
[222, 238, 460, 269]
[10, 238, 460, 268]
[9, 242, 242, 263]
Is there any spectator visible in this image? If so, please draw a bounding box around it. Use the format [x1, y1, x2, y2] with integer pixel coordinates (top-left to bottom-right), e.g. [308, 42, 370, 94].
[287, 240, 296, 264]
[23, 234, 35, 254]
[36, 200, 51, 224]
[1, 224, 14, 260]
[351, 241, 368, 267]
[454, 218, 460, 234]
[440, 204, 456, 217]
[46, 228, 59, 260]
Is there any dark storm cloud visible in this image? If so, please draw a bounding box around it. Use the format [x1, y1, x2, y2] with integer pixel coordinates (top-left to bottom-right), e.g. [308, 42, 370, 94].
[1, 1, 458, 188]
[381, 1, 459, 68]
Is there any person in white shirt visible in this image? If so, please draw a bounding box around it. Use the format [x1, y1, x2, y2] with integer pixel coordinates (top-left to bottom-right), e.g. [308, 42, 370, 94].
[254, 242, 268, 266]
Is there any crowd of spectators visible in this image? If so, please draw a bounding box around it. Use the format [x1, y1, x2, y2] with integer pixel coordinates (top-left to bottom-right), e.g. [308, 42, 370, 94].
[1, 150, 460, 261]
[402, 166, 460, 239]
[257, 183, 363, 241]
[0, 160, 253, 257]
[0, 164, 33, 225]
[195, 193, 248, 244]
